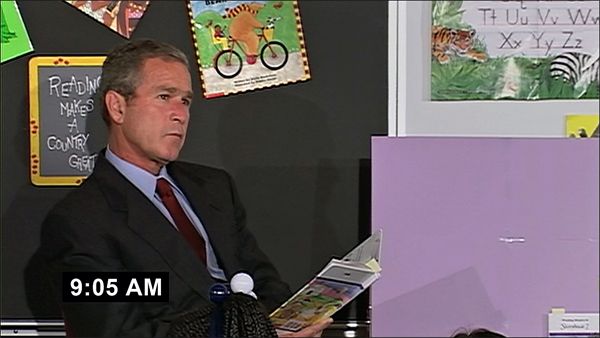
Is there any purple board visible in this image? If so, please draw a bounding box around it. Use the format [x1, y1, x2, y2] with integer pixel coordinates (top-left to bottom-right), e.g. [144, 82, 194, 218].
[371, 136, 599, 337]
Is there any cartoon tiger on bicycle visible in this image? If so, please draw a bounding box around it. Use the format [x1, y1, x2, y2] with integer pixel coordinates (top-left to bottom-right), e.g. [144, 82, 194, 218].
[203, 3, 288, 79]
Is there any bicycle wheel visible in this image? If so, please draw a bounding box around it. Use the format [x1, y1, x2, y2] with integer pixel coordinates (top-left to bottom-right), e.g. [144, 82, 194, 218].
[214, 50, 243, 79]
[260, 41, 288, 71]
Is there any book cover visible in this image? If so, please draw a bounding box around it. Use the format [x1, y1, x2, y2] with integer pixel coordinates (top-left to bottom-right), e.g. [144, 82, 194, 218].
[187, 0, 310, 98]
[64, 1, 150, 39]
[270, 230, 382, 332]
[548, 311, 599, 337]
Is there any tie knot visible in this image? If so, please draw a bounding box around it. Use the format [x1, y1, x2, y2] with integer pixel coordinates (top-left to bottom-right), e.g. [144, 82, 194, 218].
[156, 178, 174, 199]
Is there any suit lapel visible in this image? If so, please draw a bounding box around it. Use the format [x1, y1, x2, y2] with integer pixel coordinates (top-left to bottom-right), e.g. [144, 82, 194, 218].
[92, 155, 214, 298]
[169, 163, 241, 279]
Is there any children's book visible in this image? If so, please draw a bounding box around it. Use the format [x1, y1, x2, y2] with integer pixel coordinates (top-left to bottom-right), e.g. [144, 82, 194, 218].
[548, 311, 599, 337]
[187, 0, 311, 98]
[269, 230, 382, 332]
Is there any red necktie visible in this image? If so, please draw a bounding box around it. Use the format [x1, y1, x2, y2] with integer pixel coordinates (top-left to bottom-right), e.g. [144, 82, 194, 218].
[156, 178, 207, 265]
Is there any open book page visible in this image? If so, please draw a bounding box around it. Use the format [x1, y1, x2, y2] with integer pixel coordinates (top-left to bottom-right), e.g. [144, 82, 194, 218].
[341, 229, 382, 264]
[270, 230, 383, 332]
[270, 278, 363, 332]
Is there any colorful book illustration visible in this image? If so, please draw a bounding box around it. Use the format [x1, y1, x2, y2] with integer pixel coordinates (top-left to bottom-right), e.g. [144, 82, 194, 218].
[1, 0, 33, 63]
[270, 230, 382, 332]
[566, 114, 599, 138]
[187, 0, 310, 98]
[64, 1, 150, 39]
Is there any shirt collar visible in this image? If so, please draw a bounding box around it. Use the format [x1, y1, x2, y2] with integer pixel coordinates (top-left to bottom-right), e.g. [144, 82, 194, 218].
[105, 146, 183, 199]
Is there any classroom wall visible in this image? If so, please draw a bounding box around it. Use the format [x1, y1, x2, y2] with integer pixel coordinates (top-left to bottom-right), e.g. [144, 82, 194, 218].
[0, 0, 387, 320]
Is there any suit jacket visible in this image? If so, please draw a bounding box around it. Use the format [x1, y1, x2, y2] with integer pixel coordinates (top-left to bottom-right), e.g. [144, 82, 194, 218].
[39, 154, 291, 337]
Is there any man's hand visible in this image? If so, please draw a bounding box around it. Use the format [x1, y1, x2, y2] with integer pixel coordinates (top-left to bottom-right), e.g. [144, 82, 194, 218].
[276, 318, 333, 337]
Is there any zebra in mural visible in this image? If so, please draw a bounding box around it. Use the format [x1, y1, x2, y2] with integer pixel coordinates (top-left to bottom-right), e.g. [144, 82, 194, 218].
[550, 51, 600, 92]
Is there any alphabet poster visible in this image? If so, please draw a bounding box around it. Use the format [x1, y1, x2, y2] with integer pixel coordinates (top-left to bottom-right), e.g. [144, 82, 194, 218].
[64, 1, 150, 38]
[1, 0, 33, 63]
[188, 0, 310, 98]
[431, 0, 599, 100]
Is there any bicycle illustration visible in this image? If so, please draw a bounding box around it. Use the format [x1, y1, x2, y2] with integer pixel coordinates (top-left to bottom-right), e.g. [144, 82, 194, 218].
[208, 17, 289, 79]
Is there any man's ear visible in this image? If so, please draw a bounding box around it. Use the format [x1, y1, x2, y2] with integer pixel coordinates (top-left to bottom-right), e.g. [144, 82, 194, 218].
[105, 90, 127, 125]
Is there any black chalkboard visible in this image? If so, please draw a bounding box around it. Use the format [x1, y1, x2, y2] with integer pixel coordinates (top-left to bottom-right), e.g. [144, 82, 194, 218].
[28, 56, 104, 186]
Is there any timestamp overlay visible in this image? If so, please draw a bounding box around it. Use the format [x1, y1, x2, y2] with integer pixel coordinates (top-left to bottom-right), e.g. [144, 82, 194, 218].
[62, 272, 169, 302]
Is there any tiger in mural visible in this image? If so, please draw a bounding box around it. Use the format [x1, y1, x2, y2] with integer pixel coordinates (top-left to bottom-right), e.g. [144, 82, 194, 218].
[431, 26, 487, 64]
[222, 2, 265, 64]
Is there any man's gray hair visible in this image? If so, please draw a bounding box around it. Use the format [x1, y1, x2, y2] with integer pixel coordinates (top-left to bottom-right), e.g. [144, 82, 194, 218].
[98, 39, 190, 125]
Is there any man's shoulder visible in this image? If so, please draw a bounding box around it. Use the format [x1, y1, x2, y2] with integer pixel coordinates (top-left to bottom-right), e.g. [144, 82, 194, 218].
[169, 161, 231, 182]
[48, 161, 233, 213]
[48, 176, 107, 212]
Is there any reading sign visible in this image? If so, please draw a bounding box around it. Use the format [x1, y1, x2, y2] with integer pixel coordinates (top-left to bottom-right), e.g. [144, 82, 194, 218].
[29, 56, 105, 186]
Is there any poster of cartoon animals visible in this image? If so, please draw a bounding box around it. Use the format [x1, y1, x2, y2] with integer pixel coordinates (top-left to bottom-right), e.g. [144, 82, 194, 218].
[188, 0, 310, 98]
[566, 114, 599, 138]
[64, 1, 150, 39]
[431, 0, 599, 100]
[1, 0, 33, 63]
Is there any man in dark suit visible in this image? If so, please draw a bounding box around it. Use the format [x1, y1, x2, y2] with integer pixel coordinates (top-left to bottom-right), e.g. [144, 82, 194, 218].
[39, 39, 331, 337]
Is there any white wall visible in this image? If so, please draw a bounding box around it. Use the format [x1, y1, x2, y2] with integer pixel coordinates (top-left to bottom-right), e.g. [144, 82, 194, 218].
[388, 1, 599, 137]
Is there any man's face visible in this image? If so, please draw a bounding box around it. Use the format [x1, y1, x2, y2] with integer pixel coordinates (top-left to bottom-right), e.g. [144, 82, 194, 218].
[117, 57, 193, 172]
